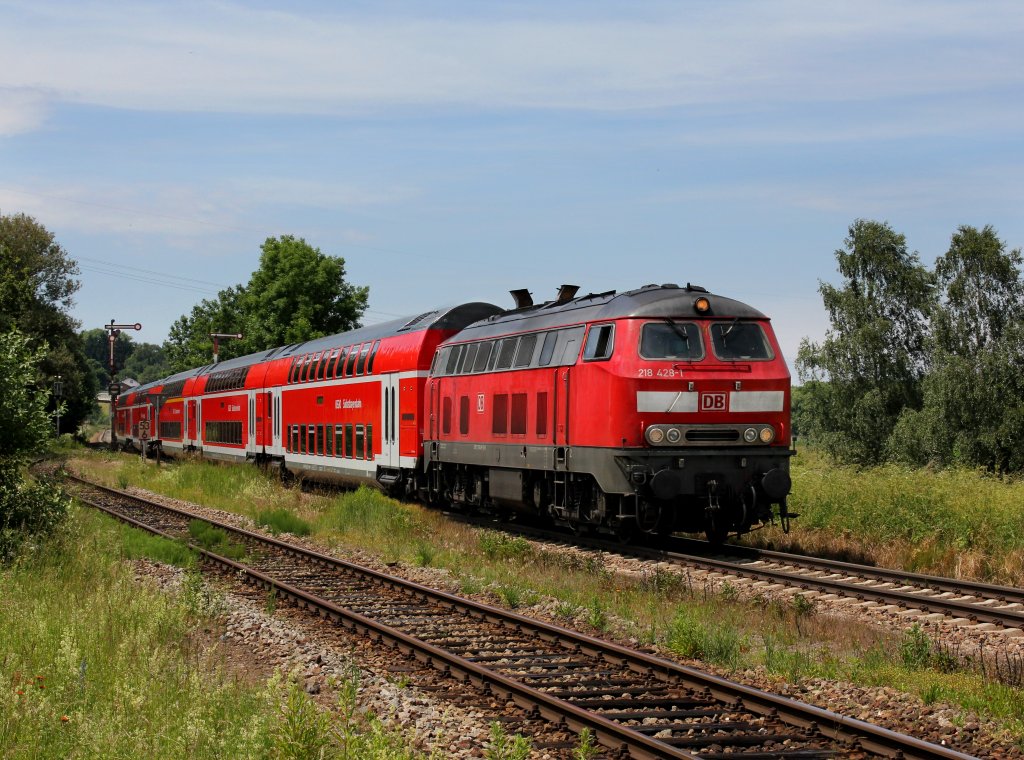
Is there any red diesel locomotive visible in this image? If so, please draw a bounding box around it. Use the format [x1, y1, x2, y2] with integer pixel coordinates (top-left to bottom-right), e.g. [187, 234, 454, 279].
[117, 283, 793, 542]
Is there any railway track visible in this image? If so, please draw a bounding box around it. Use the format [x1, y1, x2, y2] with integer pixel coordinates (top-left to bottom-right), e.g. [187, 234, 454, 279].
[448, 516, 1024, 636]
[64, 473, 975, 760]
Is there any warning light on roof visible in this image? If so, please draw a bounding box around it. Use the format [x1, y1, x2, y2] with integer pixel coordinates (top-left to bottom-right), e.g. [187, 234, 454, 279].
[694, 297, 711, 314]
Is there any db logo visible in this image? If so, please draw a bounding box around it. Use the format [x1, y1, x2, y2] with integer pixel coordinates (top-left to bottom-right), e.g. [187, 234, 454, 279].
[700, 392, 727, 412]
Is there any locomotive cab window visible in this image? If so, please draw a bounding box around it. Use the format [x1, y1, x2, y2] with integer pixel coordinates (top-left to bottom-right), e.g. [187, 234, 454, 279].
[473, 341, 493, 372]
[583, 324, 615, 361]
[514, 334, 538, 367]
[710, 321, 773, 361]
[640, 322, 704, 360]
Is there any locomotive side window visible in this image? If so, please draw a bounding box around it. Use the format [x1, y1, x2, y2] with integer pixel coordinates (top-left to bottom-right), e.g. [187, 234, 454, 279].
[459, 396, 470, 435]
[495, 338, 518, 369]
[443, 397, 453, 435]
[538, 332, 558, 366]
[709, 322, 773, 361]
[473, 341, 493, 372]
[583, 324, 615, 361]
[536, 392, 548, 437]
[511, 393, 528, 435]
[493, 394, 509, 435]
[514, 334, 537, 367]
[445, 345, 462, 375]
[459, 343, 479, 374]
[640, 322, 704, 360]
[430, 349, 441, 375]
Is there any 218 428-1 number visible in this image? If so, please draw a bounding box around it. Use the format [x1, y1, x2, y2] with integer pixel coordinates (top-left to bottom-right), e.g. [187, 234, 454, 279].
[637, 368, 678, 378]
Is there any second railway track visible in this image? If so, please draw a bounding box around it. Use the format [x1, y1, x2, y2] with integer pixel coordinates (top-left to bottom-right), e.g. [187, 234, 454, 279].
[63, 472, 979, 760]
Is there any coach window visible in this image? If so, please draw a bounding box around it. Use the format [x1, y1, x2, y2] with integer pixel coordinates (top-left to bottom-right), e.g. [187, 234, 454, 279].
[514, 334, 538, 368]
[493, 394, 509, 435]
[356, 343, 371, 375]
[709, 321, 773, 361]
[366, 425, 373, 459]
[367, 341, 381, 374]
[511, 393, 527, 436]
[459, 396, 470, 435]
[325, 348, 339, 379]
[299, 354, 313, 382]
[345, 344, 360, 376]
[327, 424, 335, 456]
[583, 324, 615, 361]
[495, 338, 518, 370]
[443, 397, 453, 435]
[308, 425, 316, 453]
[538, 331, 558, 366]
[345, 424, 354, 458]
[334, 347, 349, 377]
[288, 358, 299, 384]
[355, 424, 365, 459]
[299, 425, 307, 454]
[473, 341, 493, 372]
[334, 425, 344, 456]
[316, 424, 324, 455]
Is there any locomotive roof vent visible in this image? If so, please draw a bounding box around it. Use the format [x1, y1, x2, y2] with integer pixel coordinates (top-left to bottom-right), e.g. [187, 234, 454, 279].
[555, 284, 580, 304]
[509, 289, 533, 309]
[661, 283, 679, 289]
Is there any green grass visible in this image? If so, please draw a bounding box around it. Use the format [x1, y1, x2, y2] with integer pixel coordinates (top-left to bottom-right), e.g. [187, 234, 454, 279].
[67, 450, 1024, 743]
[255, 508, 312, 537]
[187, 519, 247, 560]
[0, 506, 441, 759]
[748, 447, 1024, 583]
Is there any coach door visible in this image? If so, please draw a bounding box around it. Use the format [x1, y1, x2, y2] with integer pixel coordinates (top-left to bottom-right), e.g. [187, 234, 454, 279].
[269, 388, 283, 455]
[186, 400, 197, 447]
[380, 374, 400, 468]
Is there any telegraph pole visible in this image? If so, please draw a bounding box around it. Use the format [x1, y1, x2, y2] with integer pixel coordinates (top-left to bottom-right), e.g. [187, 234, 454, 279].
[105, 320, 142, 450]
[209, 332, 243, 364]
[53, 375, 62, 437]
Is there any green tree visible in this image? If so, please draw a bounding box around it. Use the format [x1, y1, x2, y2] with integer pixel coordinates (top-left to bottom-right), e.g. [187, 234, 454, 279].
[122, 342, 170, 384]
[240, 235, 368, 351]
[0, 330, 71, 560]
[797, 220, 935, 463]
[889, 226, 1024, 471]
[0, 213, 97, 434]
[164, 285, 245, 371]
[163, 237, 368, 371]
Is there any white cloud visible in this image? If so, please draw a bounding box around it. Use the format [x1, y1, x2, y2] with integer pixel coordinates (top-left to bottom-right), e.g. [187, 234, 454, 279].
[0, 88, 50, 136]
[0, 0, 1021, 118]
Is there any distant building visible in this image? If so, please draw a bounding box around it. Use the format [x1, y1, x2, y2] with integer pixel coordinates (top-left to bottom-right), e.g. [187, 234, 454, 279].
[95, 378, 140, 414]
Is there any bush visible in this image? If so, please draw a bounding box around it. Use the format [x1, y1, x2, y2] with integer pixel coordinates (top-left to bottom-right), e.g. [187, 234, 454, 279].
[0, 467, 69, 562]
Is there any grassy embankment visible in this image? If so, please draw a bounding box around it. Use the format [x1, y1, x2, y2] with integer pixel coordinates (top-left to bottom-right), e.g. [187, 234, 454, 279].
[68, 447, 1024, 746]
[747, 448, 1024, 584]
[0, 501, 438, 759]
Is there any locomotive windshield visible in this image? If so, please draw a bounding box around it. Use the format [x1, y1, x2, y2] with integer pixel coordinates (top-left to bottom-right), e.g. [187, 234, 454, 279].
[710, 321, 773, 360]
[640, 322, 704, 360]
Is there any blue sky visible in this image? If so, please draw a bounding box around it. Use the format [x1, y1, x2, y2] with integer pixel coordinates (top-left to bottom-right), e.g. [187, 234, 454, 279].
[2, 1, 1023, 373]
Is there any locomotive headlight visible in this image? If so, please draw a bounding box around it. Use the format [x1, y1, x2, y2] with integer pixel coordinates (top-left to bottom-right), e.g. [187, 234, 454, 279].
[694, 296, 711, 314]
[666, 427, 681, 444]
[647, 427, 665, 444]
[759, 426, 775, 444]
[743, 427, 758, 443]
